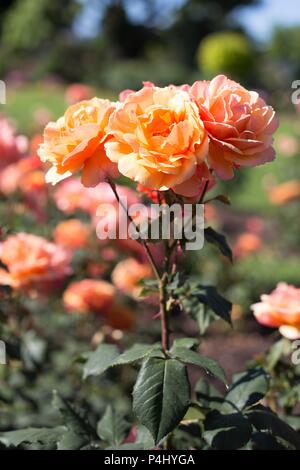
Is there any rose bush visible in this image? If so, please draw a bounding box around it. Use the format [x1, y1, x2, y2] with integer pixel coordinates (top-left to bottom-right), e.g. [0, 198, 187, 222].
[2, 76, 297, 452]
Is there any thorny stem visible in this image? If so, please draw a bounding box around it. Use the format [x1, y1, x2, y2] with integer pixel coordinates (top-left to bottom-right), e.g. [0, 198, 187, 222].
[159, 271, 169, 352]
[107, 180, 177, 354]
[107, 180, 161, 281]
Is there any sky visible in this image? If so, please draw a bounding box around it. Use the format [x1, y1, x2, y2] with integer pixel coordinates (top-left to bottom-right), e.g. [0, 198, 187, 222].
[235, 0, 300, 42]
[74, 0, 300, 41]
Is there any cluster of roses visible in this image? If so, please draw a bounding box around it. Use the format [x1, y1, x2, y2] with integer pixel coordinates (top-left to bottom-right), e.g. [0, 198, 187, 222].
[0, 225, 152, 331]
[38, 75, 279, 197]
[2, 75, 300, 340]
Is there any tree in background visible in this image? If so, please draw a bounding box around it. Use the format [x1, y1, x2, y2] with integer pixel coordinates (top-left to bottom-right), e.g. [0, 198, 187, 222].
[0, 0, 262, 88]
[197, 31, 255, 82]
[166, 0, 259, 67]
[0, 0, 80, 76]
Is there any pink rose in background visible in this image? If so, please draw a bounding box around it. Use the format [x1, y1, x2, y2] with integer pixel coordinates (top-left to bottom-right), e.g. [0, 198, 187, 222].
[53, 177, 139, 217]
[251, 282, 300, 339]
[0, 115, 28, 171]
[65, 83, 94, 105]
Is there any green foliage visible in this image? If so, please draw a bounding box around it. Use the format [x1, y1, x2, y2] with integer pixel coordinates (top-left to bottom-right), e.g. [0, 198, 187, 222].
[204, 227, 233, 262]
[1, 0, 79, 54]
[83, 343, 160, 380]
[52, 392, 97, 450]
[170, 347, 226, 384]
[197, 368, 300, 450]
[197, 31, 255, 80]
[97, 406, 130, 446]
[167, 274, 232, 333]
[0, 426, 65, 449]
[132, 357, 190, 444]
[270, 26, 300, 76]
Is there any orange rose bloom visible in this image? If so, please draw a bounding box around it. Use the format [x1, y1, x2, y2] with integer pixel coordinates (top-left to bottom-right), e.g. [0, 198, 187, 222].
[63, 279, 115, 314]
[234, 232, 262, 258]
[63, 279, 134, 330]
[54, 219, 91, 250]
[251, 283, 300, 339]
[0, 155, 42, 195]
[268, 180, 300, 206]
[111, 258, 152, 299]
[38, 98, 119, 187]
[0, 233, 72, 292]
[105, 85, 208, 196]
[189, 75, 279, 179]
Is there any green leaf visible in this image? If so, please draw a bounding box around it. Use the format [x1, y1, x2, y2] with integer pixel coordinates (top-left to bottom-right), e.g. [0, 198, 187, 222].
[97, 406, 130, 446]
[194, 305, 217, 335]
[266, 338, 292, 370]
[194, 286, 232, 325]
[195, 379, 224, 411]
[114, 343, 160, 365]
[246, 406, 300, 450]
[170, 347, 226, 384]
[83, 344, 119, 380]
[171, 338, 198, 351]
[280, 414, 300, 431]
[52, 392, 96, 450]
[224, 368, 269, 411]
[132, 357, 190, 444]
[0, 427, 65, 449]
[83, 343, 158, 379]
[246, 432, 290, 450]
[204, 226, 233, 262]
[204, 410, 252, 450]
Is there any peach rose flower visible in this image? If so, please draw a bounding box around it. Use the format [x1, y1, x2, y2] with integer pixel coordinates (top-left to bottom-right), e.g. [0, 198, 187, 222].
[54, 219, 91, 251]
[63, 279, 115, 314]
[251, 283, 300, 339]
[0, 155, 42, 195]
[0, 233, 72, 293]
[38, 98, 119, 186]
[268, 180, 300, 206]
[105, 85, 208, 196]
[234, 232, 262, 258]
[111, 257, 152, 299]
[189, 75, 279, 179]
